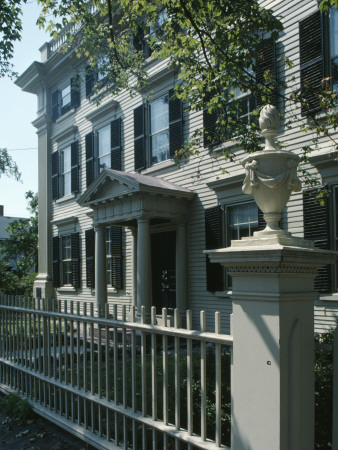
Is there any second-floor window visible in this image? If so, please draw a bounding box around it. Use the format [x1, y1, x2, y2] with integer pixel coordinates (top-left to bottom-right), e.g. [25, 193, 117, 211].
[85, 118, 122, 187]
[52, 141, 79, 200]
[134, 89, 183, 171]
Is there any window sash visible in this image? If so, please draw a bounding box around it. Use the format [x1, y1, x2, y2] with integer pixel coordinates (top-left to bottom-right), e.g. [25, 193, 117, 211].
[61, 146, 71, 196]
[61, 84, 71, 107]
[62, 235, 72, 285]
[98, 124, 111, 173]
[150, 94, 170, 164]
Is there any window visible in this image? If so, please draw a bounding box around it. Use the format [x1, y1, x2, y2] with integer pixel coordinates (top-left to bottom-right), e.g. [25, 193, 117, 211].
[85, 118, 122, 187]
[299, 8, 338, 115]
[203, 43, 276, 147]
[52, 141, 79, 200]
[134, 89, 183, 171]
[61, 146, 71, 197]
[85, 227, 123, 289]
[53, 233, 80, 288]
[85, 57, 110, 98]
[52, 77, 80, 121]
[303, 186, 338, 293]
[205, 202, 264, 292]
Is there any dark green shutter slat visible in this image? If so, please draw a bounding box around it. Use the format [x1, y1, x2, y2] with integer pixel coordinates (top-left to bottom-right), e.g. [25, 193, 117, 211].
[111, 118, 122, 170]
[86, 132, 95, 187]
[52, 90, 59, 121]
[53, 236, 60, 288]
[71, 232, 81, 288]
[205, 206, 223, 292]
[169, 89, 183, 158]
[86, 229, 95, 288]
[71, 141, 79, 193]
[299, 11, 324, 115]
[303, 188, 331, 292]
[134, 104, 146, 171]
[256, 42, 277, 108]
[258, 207, 265, 231]
[51, 151, 59, 200]
[111, 226, 123, 289]
[71, 77, 80, 109]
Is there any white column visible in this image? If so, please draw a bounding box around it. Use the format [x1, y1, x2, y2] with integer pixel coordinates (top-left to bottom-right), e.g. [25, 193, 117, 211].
[95, 226, 107, 315]
[137, 218, 152, 320]
[176, 223, 188, 322]
[131, 227, 137, 308]
[207, 245, 337, 450]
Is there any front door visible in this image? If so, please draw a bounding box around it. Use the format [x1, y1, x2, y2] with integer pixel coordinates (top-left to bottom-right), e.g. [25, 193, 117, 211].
[151, 231, 176, 315]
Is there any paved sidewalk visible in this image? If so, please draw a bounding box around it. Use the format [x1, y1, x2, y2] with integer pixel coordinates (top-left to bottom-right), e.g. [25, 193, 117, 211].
[0, 393, 93, 450]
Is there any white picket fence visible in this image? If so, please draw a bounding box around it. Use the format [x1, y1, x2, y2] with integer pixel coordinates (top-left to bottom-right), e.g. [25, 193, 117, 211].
[0, 295, 233, 450]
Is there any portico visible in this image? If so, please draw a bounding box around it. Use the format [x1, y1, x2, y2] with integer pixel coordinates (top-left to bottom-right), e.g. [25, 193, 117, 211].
[78, 169, 195, 321]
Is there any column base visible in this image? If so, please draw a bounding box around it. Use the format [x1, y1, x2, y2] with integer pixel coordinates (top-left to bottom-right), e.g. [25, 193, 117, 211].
[33, 274, 54, 300]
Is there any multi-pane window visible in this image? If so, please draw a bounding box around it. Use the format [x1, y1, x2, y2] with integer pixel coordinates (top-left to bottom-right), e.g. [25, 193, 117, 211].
[230, 86, 257, 126]
[52, 78, 80, 121]
[52, 142, 79, 200]
[205, 201, 264, 292]
[150, 94, 170, 164]
[98, 124, 111, 173]
[61, 84, 71, 111]
[228, 202, 259, 242]
[134, 89, 183, 171]
[106, 227, 113, 285]
[62, 235, 72, 285]
[61, 146, 71, 197]
[85, 118, 122, 187]
[53, 233, 80, 288]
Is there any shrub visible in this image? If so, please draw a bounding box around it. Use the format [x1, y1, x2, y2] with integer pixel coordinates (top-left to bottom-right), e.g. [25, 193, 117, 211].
[2, 392, 32, 422]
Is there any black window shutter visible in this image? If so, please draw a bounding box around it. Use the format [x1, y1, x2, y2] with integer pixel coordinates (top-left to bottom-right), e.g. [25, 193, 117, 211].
[51, 151, 59, 200]
[52, 90, 59, 122]
[169, 89, 183, 158]
[86, 132, 95, 187]
[71, 77, 80, 108]
[303, 188, 331, 292]
[53, 236, 60, 288]
[71, 232, 81, 288]
[205, 205, 223, 292]
[256, 42, 277, 109]
[203, 88, 219, 148]
[299, 11, 324, 115]
[134, 104, 147, 171]
[85, 67, 95, 98]
[85, 229, 95, 288]
[111, 118, 122, 170]
[71, 141, 79, 193]
[133, 27, 151, 58]
[111, 226, 123, 289]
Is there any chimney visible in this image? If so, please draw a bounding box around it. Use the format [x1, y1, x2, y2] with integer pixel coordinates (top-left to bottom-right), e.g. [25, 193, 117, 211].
[0, 205, 3, 216]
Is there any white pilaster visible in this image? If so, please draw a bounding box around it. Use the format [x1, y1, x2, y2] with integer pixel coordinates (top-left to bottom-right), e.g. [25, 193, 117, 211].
[95, 226, 107, 314]
[137, 218, 152, 320]
[176, 223, 188, 320]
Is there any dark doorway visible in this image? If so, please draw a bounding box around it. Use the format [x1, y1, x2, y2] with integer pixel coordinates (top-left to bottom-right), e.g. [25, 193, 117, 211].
[151, 231, 176, 315]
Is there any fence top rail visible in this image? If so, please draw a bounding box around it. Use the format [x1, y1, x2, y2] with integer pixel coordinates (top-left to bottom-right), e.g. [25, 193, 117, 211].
[0, 303, 233, 346]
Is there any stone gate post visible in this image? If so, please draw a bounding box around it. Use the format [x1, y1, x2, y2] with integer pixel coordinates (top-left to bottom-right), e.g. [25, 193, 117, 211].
[206, 105, 337, 450]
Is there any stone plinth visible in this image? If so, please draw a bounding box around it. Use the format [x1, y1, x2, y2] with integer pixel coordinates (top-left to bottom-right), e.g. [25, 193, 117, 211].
[206, 243, 337, 450]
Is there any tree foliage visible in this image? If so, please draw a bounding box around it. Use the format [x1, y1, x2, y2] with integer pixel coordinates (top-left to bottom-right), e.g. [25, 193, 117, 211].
[0, 0, 25, 77]
[36, 0, 337, 184]
[0, 148, 20, 180]
[0, 191, 38, 297]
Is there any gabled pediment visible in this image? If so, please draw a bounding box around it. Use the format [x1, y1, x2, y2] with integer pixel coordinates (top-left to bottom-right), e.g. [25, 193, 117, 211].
[78, 169, 195, 208]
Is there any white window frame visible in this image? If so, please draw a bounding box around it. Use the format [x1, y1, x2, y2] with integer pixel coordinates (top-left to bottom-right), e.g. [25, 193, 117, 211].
[61, 82, 71, 110]
[97, 123, 111, 174]
[61, 235, 72, 286]
[60, 145, 72, 197]
[149, 93, 170, 165]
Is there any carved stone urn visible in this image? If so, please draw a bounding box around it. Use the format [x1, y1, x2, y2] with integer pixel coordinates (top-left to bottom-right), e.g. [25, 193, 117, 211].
[238, 104, 313, 247]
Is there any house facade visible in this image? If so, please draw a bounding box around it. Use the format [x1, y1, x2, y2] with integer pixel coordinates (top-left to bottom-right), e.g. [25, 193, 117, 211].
[16, 0, 338, 332]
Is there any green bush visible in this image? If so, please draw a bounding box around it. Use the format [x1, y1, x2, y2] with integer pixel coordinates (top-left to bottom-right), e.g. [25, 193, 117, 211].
[315, 329, 334, 449]
[2, 392, 32, 422]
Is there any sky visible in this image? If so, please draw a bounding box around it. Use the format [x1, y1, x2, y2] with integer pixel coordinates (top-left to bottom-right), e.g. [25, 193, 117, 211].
[0, 1, 50, 218]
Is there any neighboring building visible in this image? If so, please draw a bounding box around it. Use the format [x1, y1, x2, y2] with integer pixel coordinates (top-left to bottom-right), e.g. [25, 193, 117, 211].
[0, 205, 23, 271]
[16, 1, 338, 332]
